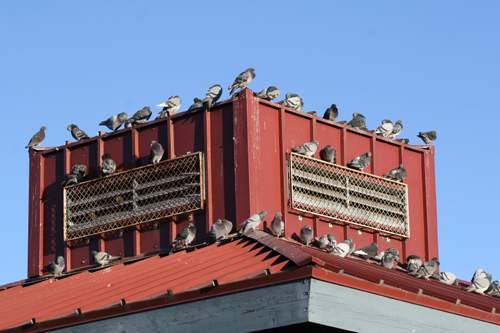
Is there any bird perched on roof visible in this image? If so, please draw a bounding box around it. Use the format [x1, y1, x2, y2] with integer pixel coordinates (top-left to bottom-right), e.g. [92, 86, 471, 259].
[347, 152, 372, 171]
[485, 280, 500, 297]
[270, 212, 285, 237]
[25, 126, 47, 149]
[156, 95, 182, 119]
[100, 112, 129, 132]
[101, 153, 116, 176]
[323, 104, 338, 122]
[292, 140, 319, 157]
[207, 219, 233, 245]
[91, 251, 121, 267]
[383, 164, 407, 182]
[431, 272, 458, 285]
[373, 120, 394, 138]
[125, 107, 152, 128]
[282, 93, 304, 111]
[353, 242, 378, 260]
[388, 120, 403, 139]
[415, 257, 440, 280]
[188, 98, 204, 111]
[42, 256, 65, 276]
[320, 145, 337, 164]
[327, 234, 337, 248]
[317, 234, 336, 251]
[148, 141, 164, 164]
[67, 124, 90, 142]
[464, 268, 492, 295]
[61, 165, 87, 186]
[330, 238, 354, 258]
[239, 211, 267, 235]
[381, 252, 396, 269]
[347, 113, 368, 131]
[228, 68, 256, 97]
[255, 86, 281, 101]
[406, 255, 422, 276]
[202, 85, 223, 110]
[400, 138, 410, 144]
[417, 131, 437, 145]
[373, 248, 401, 262]
[171, 223, 197, 251]
[300, 225, 314, 245]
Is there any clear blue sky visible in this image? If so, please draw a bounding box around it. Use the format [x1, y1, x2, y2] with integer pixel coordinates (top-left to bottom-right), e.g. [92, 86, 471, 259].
[1, 1, 499, 286]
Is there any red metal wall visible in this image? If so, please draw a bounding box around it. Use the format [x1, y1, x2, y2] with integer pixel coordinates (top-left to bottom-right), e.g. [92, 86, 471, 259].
[28, 88, 438, 277]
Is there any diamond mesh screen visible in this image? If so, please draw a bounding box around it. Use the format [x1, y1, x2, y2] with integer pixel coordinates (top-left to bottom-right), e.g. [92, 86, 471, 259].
[289, 152, 409, 237]
[64, 152, 204, 241]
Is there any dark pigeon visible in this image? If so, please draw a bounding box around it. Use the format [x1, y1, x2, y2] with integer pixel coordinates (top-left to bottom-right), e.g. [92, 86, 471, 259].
[327, 234, 337, 248]
[61, 165, 87, 186]
[353, 242, 378, 259]
[255, 86, 281, 101]
[270, 212, 285, 237]
[228, 68, 256, 96]
[320, 145, 337, 164]
[346, 113, 367, 131]
[101, 153, 116, 176]
[156, 95, 182, 119]
[42, 256, 65, 276]
[148, 141, 164, 164]
[171, 223, 197, 251]
[202, 85, 223, 110]
[415, 257, 440, 280]
[100, 112, 129, 131]
[400, 138, 410, 144]
[125, 107, 152, 128]
[383, 164, 407, 182]
[300, 225, 314, 245]
[292, 140, 319, 157]
[389, 120, 403, 139]
[26, 126, 47, 148]
[91, 251, 121, 267]
[323, 104, 338, 122]
[486, 280, 500, 297]
[406, 255, 422, 276]
[239, 211, 267, 234]
[347, 152, 372, 171]
[188, 98, 204, 110]
[207, 219, 233, 244]
[317, 235, 331, 250]
[67, 124, 90, 141]
[417, 131, 437, 145]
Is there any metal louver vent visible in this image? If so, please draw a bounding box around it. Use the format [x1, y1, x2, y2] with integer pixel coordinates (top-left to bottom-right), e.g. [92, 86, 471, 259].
[64, 152, 204, 241]
[289, 152, 409, 237]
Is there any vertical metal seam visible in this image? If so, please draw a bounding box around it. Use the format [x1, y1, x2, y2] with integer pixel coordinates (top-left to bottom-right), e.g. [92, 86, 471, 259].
[203, 110, 213, 233]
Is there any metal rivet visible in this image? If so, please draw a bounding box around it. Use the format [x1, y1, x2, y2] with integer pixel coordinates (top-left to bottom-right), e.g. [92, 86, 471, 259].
[358, 230, 362, 235]
[386, 237, 390, 242]
[329, 223, 332, 228]
[299, 215, 303, 221]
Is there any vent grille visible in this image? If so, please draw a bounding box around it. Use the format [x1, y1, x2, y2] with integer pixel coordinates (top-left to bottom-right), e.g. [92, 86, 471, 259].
[289, 152, 409, 237]
[64, 152, 204, 241]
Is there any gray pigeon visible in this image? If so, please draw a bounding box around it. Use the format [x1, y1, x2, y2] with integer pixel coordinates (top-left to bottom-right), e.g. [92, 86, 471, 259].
[67, 124, 90, 141]
[239, 211, 267, 234]
[353, 242, 378, 259]
[156, 96, 182, 119]
[202, 85, 223, 110]
[415, 257, 440, 280]
[374, 248, 401, 262]
[300, 225, 314, 245]
[347, 152, 372, 171]
[125, 107, 152, 128]
[464, 268, 492, 294]
[346, 238, 356, 255]
[100, 112, 129, 131]
[417, 131, 437, 145]
[400, 138, 410, 144]
[373, 120, 394, 138]
[148, 141, 164, 164]
[347, 113, 368, 131]
[292, 140, 319, 157]
[270, 212, 285, 237]
[327, 234, 337, 248]
[171, 223, 197, 251]
[381, 252, 395, 269]
[485, 280, 500, 297]
[255, 86, 281, 101]
[320, 145, 337, 164]
[188, 98, 204, 110]
[228, 68, 256, 96]
[406, 255, 422, 276]
[383, 164, 407, 182]
[101, 153, 116, 176]
[61, 165, 87, 186]
[91, 251, 121, 267]
[432, 272, 458, 285]
[26, 126, 47, 148]
[42, 256, 65, 276]
[282, 93, 304, 111]
[331, 239, 352, 258]
[316, 235, 331, 250]
[323, 104, 338, 122]
[388, 120, 403, 139]
[207, 219, 233, 244]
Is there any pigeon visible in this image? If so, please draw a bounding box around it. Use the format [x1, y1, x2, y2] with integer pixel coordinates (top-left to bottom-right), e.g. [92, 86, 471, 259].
[327, 234, 337, 248]
[400, 138, 410, 144]
[156, 96, 182, 119]
[417, 131, 437, 145]
[282, 93, 304, 111]
[347, 152, 372, 171]
[270, 212, 285, 237]
[239, 211, 267, 234]
[406, 255, 422, 276]
[383, 164, 407, 182]
[125, 107, 152, 128]
[316, 235, 331, 250]
[353, 242, 378, 259]
[373, 248, 401, 262]
[100, 112, 129, 131]
[346, 238, 356, 255]
[228, 68, 256, 96]
[381, 252, 395, 269]
[415, 257, 440, 280]
[91, 251, 121, 267]
[188, 98, 204, 110]
[485, 280, 500, 297]
[431, 272, 458, 286]
[207, 219, 233, 245]
[346, 113, 368, 131]
[171, 223, 197, 251]
[42, 256, 65, 276]
[292, 140, 319, 157]
[331, 239, 353, 258]
[300, 225, 314, 245]
[148, 141, 164, 164]
[323, 104, 338, 122]
[67, 124, 90, 141]
[25, 126, 47, 148]
[388, 120, 403, 139]
[373, 119, 394, 138]
[101, 153, 116, 176]
[202, 85, 223, 110]
[61, 165, 87, 186]
[320, 145, 337, 164]
[464, 268, 492, 294]
[255, 86, 281, 101]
